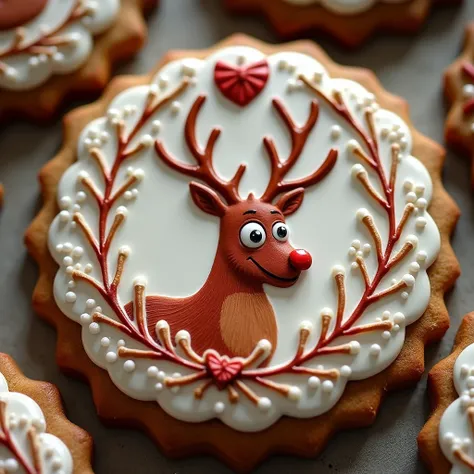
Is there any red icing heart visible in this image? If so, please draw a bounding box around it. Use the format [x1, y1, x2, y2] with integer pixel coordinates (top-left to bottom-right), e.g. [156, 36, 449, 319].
[214, 59, 270, 107]
[205, 350, 244, 389]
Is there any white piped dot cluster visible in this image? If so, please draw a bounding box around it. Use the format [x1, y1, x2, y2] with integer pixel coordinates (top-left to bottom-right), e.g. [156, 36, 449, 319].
[403, 179, 428, 231]
[347, 238, 371, 269]
[380, 122, 408, 150]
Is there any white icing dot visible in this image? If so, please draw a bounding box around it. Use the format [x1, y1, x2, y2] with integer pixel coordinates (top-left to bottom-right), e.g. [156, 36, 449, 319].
[80, 313, 91, 325]
[382, 331, 391, 340]
[406, 235, 419, 247]
[416, 217, 427, 230]
[416, 198, 427, 209]
[405, 192, 417, 203]
[88, 322, 100, 334]
[155, 383, 163, 391]
[348, 246, 356, 257]
[84, 264, 93, 274]
[116, 206, 128, 216]
[151, 120, 161, 134]
[414, 184, 425, 196]
[401, 292, 409, 300]
[170, 101, 181, 114]
[258, 397, 272, 412]
[346, 139, 359, 152]
[59, 210, 70, 223]
[65, 266, 74, 275]
[214, 402, 225, 414]
[351, 240, 361, 249]
[147, 366, 159, 378]
[402, 274, 416, 287]
[123, 360, 136, 373]
[308, 376, 320, 389]
[65, 292, 76, 303]
[175, 330, 191, 343]
[351, 164, 366, 178]
[86, 299, 96, 309]
[460, 364, 470, 377]
[350, 341, 361, 355]
[60, 196, 71, 209]
[444, 432, 455, 443]
[392, 324, 400, 332]
[388, 131, 398, 142]
[117, 340, 126, 347]
[322, 380, 334, 393]
[51, 457, 62, 470]
[257, 339, 272, 353]
[72, 246, 83, 258]
[461, 394, 471, 409]
[363, 243, 371, 254]
[340, 365, 352, 377]
[351, 262, 359, 270]
[409, 262, 420, 274]
[467, 376, 474, 389]
[356, 250, 363, 258]
[18, 414, 28, 427]
[330, 125, 341, 140]
[393, 312, 405, 325]
[63, 256, 73, 266]
[100, 337, 110, 348]
[140, 135, 154, 148]
[287, 386, 302, 401]
[380, 127, 389, 138]
[382, 311, 391, 320]
[416, 251, 428, 263]
[320, 308, 333, 318]
[158, 76, 168, 88]
[105, 352, 117, 363]
[369, 344, 381, 357]
[154, 371, 166, 384]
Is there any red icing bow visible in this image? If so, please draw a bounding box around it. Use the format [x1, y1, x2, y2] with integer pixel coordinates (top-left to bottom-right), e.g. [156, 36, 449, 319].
[205, 350, 244, 389]
[214, 59, 270, 107]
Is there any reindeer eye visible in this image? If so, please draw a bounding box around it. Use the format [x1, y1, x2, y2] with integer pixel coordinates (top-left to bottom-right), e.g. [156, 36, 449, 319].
[272, 222, 289, 242]
[240, 222, 266, 249]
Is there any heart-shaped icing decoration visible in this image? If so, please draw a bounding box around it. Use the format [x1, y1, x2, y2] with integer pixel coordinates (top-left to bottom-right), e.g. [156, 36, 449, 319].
[0, 0, 47, 31]
[205, 350, 244, 389]
[214, 59, 270, 107]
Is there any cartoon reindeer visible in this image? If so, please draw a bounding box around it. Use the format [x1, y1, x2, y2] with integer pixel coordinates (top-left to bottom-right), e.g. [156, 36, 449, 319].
[126, 94, 337, 360]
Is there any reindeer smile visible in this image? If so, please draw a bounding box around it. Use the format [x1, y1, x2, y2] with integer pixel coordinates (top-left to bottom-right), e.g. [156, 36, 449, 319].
[247, 257, 299, 282]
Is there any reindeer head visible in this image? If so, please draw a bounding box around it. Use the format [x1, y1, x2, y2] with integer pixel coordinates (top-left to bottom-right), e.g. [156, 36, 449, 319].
[155, 94, 337, 289]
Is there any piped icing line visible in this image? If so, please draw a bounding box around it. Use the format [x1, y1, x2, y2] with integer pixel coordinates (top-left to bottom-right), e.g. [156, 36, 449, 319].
[281, 0, 409, 15]
[48, 47, 440, 432]
[0, 0, 119, 90]
[439, 343, 474, 473]
[0, 372, 73, 474]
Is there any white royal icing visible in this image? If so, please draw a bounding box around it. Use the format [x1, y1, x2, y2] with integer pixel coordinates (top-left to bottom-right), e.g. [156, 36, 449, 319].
[439, 343, 474, 474]
[282, 0, 408, 15]
[48, 46, 440, 432]
[0, 372, 73, 474]
[0, 0, 119, 91]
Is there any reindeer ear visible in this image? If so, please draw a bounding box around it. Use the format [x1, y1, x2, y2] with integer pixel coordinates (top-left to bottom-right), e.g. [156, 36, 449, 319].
[275, 188, 305, 216]
[189, 182, 227, 217]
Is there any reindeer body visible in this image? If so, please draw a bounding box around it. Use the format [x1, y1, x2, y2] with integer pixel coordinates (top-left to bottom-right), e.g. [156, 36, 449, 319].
[126, 92, 337, 360]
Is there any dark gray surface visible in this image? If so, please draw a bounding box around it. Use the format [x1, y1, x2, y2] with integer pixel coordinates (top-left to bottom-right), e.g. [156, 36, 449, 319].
[0, 1, 473, 472]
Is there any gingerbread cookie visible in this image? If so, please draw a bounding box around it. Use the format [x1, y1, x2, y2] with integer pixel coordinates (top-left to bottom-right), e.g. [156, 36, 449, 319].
[419, 313, 474, 474]
[223, 0, 460, 48]
[444, 23, 474, 186]
[26, 35, 459, 470]
[0, 354, 92, 474]
[0, 0, 158, 122]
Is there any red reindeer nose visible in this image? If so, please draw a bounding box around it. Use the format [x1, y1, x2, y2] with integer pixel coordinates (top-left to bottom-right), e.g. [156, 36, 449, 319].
[289, 249, 312, 271]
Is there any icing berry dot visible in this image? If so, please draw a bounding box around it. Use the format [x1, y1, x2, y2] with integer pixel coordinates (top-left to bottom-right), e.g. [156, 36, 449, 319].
[287, 386, 302, 401]
[156, 371, 166, 383]
[155, 383, 163, 392]
[340, 365, 352, 377]
[147, 366, 159, 378]
[308, 376, 320, 389]
[369, 344, 381, 357]
[214, 402, 225, 414]
[65, 292, 76, 303]
[100, 337, 110, 348]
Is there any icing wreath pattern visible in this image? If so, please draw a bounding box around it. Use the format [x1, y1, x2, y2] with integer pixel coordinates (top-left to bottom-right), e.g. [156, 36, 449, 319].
[0, 373, 72, 474]
[0, 0, 119, 90]
[281, 0, 408, 15]
[49, 48, 440, 431]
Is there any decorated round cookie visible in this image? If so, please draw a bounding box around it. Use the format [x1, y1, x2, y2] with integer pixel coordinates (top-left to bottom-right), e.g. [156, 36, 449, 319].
[28, 37, 459, 469]
[222, 0, 461, 48]
[0, 0, 158, 121]
[445, 23, 474, 186]
[419, 314, 474, 474]
[0, 354, 92, 474]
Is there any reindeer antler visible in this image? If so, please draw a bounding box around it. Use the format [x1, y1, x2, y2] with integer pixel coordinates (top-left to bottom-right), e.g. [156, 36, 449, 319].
[261, 99, 338, 202]
[155, 94, 246, 204]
